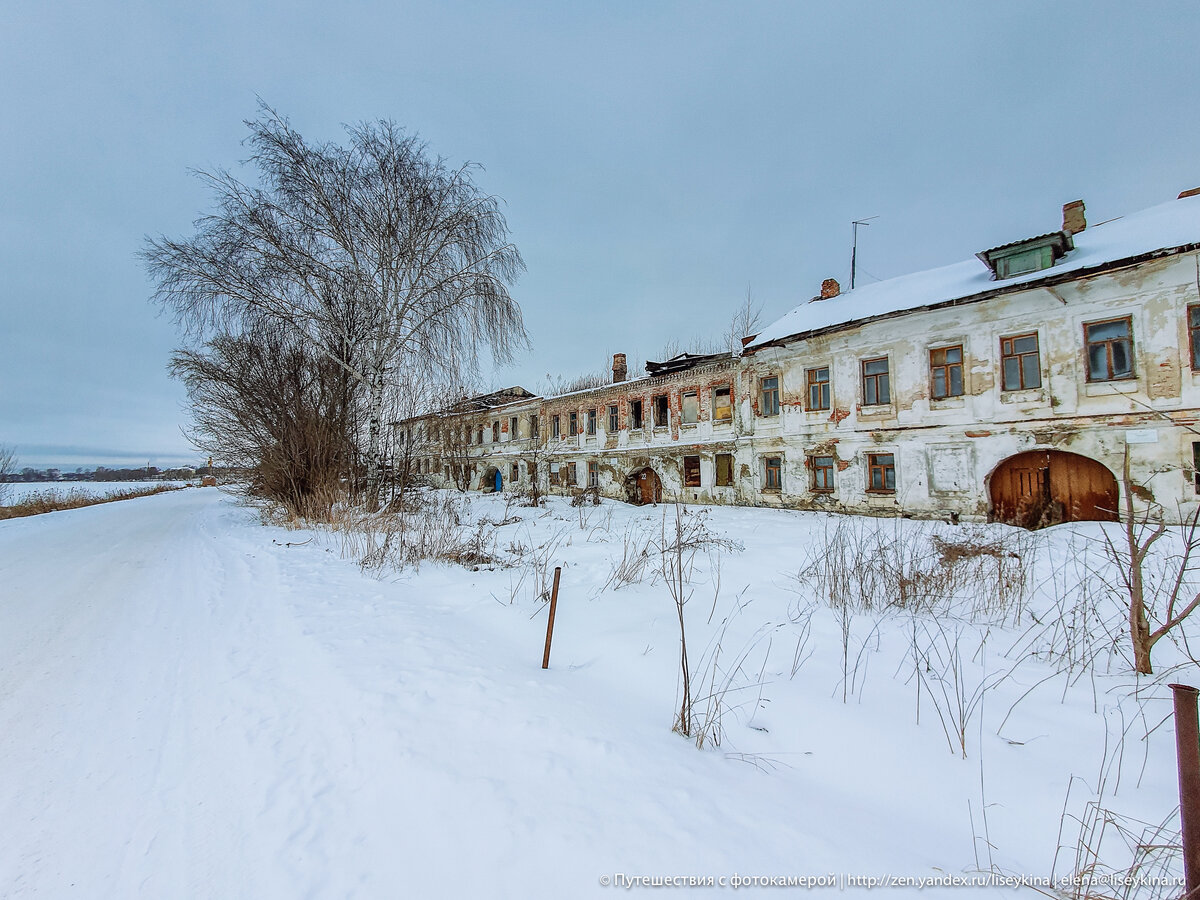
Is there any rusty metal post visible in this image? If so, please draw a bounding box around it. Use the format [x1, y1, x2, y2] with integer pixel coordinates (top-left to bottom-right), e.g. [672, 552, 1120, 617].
[1170, 683, 1200, 899]
[541, 567, 562, 670]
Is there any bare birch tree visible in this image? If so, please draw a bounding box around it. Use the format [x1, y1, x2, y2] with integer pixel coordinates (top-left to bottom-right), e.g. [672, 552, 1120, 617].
[144, 104, 526, 502]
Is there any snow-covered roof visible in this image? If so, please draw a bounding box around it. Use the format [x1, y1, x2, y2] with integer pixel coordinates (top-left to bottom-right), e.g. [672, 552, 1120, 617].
[748, 193, 1200, 351]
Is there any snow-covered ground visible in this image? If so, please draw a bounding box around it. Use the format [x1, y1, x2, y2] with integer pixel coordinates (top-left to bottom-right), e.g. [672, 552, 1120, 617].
[0, 487, 1191, 898]
[2, 480, 189, 503]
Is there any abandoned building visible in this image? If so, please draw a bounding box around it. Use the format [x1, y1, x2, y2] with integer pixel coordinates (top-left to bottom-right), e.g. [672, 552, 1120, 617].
[403, 188, 1200, 526]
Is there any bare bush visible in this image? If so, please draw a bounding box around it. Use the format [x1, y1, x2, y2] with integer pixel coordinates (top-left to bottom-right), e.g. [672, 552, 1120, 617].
[0, 445, 15, 505]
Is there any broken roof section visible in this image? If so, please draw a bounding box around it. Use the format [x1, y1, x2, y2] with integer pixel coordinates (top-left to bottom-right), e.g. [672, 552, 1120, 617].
[644, 351, 733, 377]
[747, 192, 1200, 352]
[442, 386, 537, 414]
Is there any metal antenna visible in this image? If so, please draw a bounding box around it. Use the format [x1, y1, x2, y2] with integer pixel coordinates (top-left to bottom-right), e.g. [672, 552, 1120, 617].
[850, 216, 878, 290]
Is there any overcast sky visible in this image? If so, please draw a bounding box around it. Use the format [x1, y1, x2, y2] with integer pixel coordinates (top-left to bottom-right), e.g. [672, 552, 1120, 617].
[3, 1, 1199, 468]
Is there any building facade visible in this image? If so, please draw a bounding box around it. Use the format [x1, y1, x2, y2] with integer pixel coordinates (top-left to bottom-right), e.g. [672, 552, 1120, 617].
[405, 189, 1200, 526]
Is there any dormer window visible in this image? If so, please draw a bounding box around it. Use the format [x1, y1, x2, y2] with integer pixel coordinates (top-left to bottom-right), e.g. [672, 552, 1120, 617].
[976, 231, 1073, 280]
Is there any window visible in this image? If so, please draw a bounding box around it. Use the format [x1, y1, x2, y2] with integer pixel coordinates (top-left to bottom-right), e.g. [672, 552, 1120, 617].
[811, 455, 835, 492]
[712, 385, 732, 422]
[1000, 333, 1041, 390]
[552, 415, 560, 439]
[587, 408, 597, 436]
[569, 411, 578, 436]
[630, 399, 644, 429]
[1194, 442, 1200, 494]
[491, 421, 500, 443]
[567, 462, 578, 486]
[511, 463, 519, 482]
[930, 345, 964, 399]
[862, 357, 891, 405]
[806, 367, 830, 411]
[588, 461, 598, 487]
[760, 376, 780, 417]
[867, 453, 896, 492]
[1190, 307, 1200, 370]
[764, 456, 782, 491]
[530, 415, 539, 439]
[510, 416, 519, 439]
[683, 455, 701, 487]
[715, 453, 734, 487]
[608, 404, 618, 432]
[681, 390, 699, 424]
[1084, 317, 1133, 382]
[477, 426, 484, 444]
[653, 395, 669, 428]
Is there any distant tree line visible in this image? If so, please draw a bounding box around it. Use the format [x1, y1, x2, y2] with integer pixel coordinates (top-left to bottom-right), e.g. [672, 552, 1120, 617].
[0, 465, 215, 484]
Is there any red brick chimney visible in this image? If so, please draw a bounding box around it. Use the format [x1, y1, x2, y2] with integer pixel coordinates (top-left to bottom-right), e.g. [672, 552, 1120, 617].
[820, 278, 840, 300]
[612, 353, 627, 383]
[1062, 199, 1086, 234]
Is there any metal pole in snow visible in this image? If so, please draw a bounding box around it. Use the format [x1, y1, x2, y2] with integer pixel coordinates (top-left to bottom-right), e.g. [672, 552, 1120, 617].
[1170, 683, 1200, 899]
[541, 567, 562, 670]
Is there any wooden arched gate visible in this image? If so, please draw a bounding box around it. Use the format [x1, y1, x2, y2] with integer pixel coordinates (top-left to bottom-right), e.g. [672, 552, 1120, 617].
[989, 450, 1118, 528]
[624, 467, 662, 505]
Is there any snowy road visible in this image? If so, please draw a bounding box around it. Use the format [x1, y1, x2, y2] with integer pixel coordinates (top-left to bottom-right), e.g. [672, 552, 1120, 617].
[0, 490, 837, 898]
[2, 488, 1148, 897]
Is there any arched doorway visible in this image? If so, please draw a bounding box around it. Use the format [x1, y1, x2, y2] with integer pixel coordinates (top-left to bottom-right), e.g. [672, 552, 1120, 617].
[624, 467, 662, 505]
[483, 467, 501, 493]
[989, 450, 1118, 527]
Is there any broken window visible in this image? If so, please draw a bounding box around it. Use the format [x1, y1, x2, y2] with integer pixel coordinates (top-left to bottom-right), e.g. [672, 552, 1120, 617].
[712, 385, 732, 422]
[681, 390, 699, 424]
[760, 376, 780, 417]
[867, 453, 896, 492]
[1085, 317, 1134, 382]
[587, 408, 597, 436]
[511, 463, 519, 482]
[630, 399, 644, 429]
[930, 345, 964, 399]
[811, 455, 835, 492]
[608, 404, 619, 432]
[806, 367, 830, 411]
[492, 421, 500, 442]
[477, 425, 484, 444]
[861, 357, 891, 405]
[510, 416, 519, 439]
[530, 415, 539, 439]
[567, 462, 578, 486]
[588, 461, 599, 487]
[569, 411, 578, 436]
[1001, 333, 1041, 390]
[552, 415, 560, 439]
[683, 455, 701, 487]
[1191, 308, 1200, 371]
[653, 394, 669, 428]
[1194, 442, 1200, 494]
[763, 456, 782, 491]
[715, 453, 734, 487]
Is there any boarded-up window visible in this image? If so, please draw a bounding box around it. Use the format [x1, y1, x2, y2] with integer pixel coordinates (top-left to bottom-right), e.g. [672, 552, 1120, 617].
[764, 456, 782, 491]
[653, 395, 669, 427]
[712, 385, 732, 422]
[684, 455, 701, 487]
[630, 399, 644, 429]
[682, 391, 699, 424]
[867, 453, 896, 492]
[811, 455, 835, 492]
[715, 453, 734, 486]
